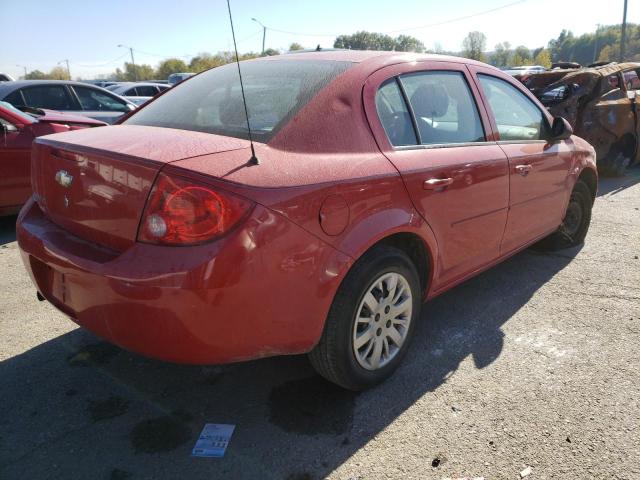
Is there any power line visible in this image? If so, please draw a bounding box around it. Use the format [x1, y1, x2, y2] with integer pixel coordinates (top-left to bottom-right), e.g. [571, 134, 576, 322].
[76, 52, 129, 67]
[264, 0, 527, 37]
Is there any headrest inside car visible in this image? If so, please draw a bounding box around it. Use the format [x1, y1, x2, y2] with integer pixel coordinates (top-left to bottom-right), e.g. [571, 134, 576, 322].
[410, 83, 450, 118]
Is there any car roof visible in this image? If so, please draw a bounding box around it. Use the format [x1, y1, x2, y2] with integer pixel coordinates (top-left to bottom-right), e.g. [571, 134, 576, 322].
[252, 50, 500, 76]
[260, 49, 482, 64]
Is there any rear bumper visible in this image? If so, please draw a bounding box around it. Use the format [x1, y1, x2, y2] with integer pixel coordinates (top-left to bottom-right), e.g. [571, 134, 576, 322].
[17, 198, 352, 364]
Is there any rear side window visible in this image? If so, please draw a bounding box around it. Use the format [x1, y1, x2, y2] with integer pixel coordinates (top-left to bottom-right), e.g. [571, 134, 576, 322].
[478, 74, 548, 141]
[73, 86, 130, 112]
[125, 60, 352, 142]
[135, 86, 158, 96]
[19, 86, 75, 110]
[401, 71, 485, 145]
[375, 80, 417, 146]
[623, 69, 640, 91]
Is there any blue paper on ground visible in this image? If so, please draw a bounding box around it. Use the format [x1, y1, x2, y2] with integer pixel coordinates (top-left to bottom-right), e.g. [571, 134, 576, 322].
[191, 423, 235, 457]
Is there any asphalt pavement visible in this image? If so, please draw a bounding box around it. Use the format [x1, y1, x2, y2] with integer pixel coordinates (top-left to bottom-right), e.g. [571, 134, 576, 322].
[1, 168, 639, 480]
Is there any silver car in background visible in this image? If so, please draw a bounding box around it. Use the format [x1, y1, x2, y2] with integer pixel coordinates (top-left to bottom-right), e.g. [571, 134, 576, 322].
[106, 82, 170, 106]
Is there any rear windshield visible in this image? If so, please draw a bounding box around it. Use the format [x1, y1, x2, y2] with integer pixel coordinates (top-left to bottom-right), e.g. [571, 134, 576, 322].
[124, 60, 353, 142]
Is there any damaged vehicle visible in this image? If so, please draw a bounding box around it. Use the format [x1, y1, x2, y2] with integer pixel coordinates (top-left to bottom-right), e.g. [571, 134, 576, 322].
[516, 62, 640, 174]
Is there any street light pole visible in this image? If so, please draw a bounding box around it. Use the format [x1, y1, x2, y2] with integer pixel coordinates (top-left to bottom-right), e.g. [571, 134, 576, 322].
[251, 18, 267, 55]
[58, 59, 71, 80]
[620, 0, 628, 62]
[118, 44, 137, 81]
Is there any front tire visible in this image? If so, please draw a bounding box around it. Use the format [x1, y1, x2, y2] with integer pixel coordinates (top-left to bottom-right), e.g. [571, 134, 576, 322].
[309, 245, 422, 390]
[538, 179, 593, 251]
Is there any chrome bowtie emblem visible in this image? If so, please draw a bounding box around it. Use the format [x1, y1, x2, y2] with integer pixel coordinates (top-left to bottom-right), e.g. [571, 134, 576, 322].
[55, 170, 73, 188]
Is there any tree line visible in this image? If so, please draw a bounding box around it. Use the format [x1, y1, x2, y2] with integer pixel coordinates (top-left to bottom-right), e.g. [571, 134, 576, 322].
[20, 24, 639, 81]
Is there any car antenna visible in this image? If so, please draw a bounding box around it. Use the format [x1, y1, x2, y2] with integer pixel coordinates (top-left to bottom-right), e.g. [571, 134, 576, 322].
[226, 0, 259, 166]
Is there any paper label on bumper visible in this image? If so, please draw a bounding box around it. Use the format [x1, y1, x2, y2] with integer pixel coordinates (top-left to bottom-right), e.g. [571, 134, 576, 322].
[191, 423, 235, 457]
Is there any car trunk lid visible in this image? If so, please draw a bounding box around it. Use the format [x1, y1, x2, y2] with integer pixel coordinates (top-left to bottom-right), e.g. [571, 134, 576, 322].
[32, 125, 249, 251]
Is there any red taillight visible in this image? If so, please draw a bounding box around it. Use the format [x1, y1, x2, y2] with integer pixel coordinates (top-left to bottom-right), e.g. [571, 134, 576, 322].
[137, 173, 254, 246]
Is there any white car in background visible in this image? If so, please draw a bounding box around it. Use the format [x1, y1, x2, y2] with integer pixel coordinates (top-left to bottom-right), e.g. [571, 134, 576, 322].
[106, 82, 169, 106]
[503, 65, 547, 76]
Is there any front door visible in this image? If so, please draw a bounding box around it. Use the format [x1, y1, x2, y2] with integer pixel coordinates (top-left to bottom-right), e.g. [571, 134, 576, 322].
[364, 62, 509, 291]
[470, 67, 573, 254]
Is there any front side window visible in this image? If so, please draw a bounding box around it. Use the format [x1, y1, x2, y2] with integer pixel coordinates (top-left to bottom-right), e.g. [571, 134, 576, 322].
[20, 86, 75, 110]
[375, 79, 417, 146]
[126, 60, 352, 142]
[401, 71, 485, 145]
[73, 86, 130, 112]
[478, 74, 548, 141]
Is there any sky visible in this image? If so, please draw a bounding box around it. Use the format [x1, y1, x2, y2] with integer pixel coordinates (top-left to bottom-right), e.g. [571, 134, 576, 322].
[1, 0, 638, 80]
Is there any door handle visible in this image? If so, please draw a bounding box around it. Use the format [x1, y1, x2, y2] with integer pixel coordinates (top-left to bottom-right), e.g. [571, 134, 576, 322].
[515, 164, 532, 176]
[423, 177, 454, 190]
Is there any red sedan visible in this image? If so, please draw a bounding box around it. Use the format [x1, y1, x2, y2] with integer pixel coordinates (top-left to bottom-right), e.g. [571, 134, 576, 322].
[17, 52, 597, 390]
[0, 102, 105, 216]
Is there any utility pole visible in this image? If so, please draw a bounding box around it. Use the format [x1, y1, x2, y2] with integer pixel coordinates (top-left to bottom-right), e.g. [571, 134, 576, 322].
[118, 44, 137, 81]
[620, 0, 628, 62]
[58, 59, 71, 79]
[16, 65, 27, 78]
[252, 18, 267, 55]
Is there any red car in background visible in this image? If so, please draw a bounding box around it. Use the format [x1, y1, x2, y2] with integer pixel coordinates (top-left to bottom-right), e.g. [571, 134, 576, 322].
[17, 52, 597, 390]
[0, 102, 105, 215]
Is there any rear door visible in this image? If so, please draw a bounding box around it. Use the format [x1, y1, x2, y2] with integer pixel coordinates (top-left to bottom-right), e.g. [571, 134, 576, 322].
[364, 61, 509, 290]
[469, 66, 573, 254]
[0, 112, 33, 210]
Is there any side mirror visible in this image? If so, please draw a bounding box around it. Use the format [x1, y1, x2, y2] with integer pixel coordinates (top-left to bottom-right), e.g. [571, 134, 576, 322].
[550, 116, 573, 141]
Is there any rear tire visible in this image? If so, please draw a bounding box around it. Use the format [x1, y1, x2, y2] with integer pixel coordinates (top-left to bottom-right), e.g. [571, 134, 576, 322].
[309, 245, 422, 391]
[537, 179, 593, 251]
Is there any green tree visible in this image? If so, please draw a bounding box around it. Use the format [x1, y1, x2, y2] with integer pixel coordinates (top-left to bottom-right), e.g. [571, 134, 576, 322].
[48, 66, 70, 80]
[334, 31, 396, 51]
[394, 35, 425, 53]
[189, 53, 226, 72]
[156, 58, 188, 80]
[333, 31, 424, 52]
[24, 70, 47, 80]
[461, 31, 487, 62]
[262, 48, 280, 56]
[114, 62, 155, 81]
[534, 48, 552, 68]
[491, 41, 511, 67]
[514, 45, 532, 62]
[289, 42, 304, 51]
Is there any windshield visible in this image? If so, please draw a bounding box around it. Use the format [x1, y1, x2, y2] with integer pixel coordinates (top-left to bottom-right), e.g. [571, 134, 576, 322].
[0, 100, 37, 121]
[125, 60, 353, 142]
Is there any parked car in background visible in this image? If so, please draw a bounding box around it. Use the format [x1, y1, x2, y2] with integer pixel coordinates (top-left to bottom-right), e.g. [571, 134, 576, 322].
[0, 73, 14, 82]
[503, 65, 547, 76]
[167, 72, 195, 85]
[106, 82, 170, 106]
[17, 51, 597, 390]
[0, 101, 105, 215]
[0, 81, 136, 124]
[515, 62, 640, 174]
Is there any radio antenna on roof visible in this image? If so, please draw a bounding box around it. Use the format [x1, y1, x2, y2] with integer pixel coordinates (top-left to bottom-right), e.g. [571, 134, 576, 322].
[226, 0, 259, 165]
